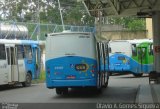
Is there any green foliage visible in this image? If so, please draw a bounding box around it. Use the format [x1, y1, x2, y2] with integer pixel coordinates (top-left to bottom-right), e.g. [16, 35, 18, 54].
[0, 0, 94, 26]
[39, 71, 46, 82]
[32, 71, 46, 83]
[106, 17, 146, 30]
[0, 1, 146, 32]
[127, 19, 146, 30]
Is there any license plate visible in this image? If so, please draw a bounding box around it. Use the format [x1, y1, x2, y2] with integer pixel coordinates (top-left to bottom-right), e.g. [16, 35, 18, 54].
[66, 75, 76, 79]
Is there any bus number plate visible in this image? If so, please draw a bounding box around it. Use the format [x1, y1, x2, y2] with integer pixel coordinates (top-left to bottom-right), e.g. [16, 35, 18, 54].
[75, 64, 87, 71]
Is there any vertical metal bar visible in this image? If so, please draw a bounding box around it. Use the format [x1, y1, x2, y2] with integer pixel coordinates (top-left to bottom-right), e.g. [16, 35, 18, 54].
[58, 0, 65, 31]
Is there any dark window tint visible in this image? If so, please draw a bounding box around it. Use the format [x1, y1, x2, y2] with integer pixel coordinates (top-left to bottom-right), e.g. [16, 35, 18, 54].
[0, 44, 6, 59]
[24, 45, 32, 59]
[17, 45, 24, 59]
[132, 44, 137, 56]
[149, 44, 153, 55]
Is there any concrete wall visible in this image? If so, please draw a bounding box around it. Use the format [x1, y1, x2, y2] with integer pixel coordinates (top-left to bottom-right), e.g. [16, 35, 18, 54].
[146, 18, 153, 38]
[96, 24, 147, 40]
[101, 30, 147, 40]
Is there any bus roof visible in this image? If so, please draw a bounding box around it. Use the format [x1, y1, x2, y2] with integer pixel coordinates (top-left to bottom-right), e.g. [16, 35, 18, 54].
[127, 39, 153, 44]
[47, 31, 92, 37]
[109, 39, 153, 44]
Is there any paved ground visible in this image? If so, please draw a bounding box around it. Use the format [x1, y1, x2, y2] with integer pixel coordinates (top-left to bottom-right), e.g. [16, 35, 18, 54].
[0, 74, 150, 109]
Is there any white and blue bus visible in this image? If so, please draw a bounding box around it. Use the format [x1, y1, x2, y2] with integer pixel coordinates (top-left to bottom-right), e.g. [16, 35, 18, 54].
[0, 39, 41, 86]
[45, 32, 109, 95]
[108, 39, 153, 77]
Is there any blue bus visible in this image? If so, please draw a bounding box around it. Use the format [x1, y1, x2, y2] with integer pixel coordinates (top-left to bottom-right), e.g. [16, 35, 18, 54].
[108, 39, 153, 77]
[45, 32, 109, 95]
[0, 39, 41, 86]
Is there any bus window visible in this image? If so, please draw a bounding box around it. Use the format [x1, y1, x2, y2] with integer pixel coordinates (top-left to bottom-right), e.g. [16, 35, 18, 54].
[0, 44, 6, 59]
[17, 45, 24, 59]
[141, 48, 146, 57]
[24, 45, 32, 59]
[11, 47, 16, 65]
[131, 44, 137, 56]
[149, 44, 153, 55]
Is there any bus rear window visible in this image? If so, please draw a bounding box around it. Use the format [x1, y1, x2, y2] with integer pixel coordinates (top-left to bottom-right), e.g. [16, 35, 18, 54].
[118, 56, 125, 60]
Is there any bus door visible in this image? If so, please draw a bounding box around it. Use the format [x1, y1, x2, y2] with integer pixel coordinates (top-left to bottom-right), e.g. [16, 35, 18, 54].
[33, 46, 41, 79]
[105, 43, 110, 72]
[97, 42, 108, 88]
[6, 45, 19, 83]
[97, 42, 101, 88]
[16, 45, 26, 82]
[0, 44, 8, 85]
[137, 47, 147, 72]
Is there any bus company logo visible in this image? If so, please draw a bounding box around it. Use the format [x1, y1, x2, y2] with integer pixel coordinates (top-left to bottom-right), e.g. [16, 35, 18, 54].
[0, 64, 7, 69]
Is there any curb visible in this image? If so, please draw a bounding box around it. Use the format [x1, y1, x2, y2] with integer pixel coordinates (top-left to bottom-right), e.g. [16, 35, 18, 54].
[135, 85, 154, 103]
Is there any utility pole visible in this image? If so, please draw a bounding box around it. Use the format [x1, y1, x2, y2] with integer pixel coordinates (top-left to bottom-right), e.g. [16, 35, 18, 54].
[37, 0, 40, 41]
[58, 0, 65, 31]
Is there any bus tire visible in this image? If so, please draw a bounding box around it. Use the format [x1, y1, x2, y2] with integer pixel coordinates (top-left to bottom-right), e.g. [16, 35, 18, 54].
[22, 73, 32, 87]
[56, 88, 68, 95]
[62, 88, 68, 95]
[133, 73, 143, 77]
[56, 88, 62, 95]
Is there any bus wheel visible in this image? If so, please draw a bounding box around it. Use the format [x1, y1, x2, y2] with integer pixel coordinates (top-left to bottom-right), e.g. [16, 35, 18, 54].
[133, 73, 143, 77]
[56, 88, 68, 95]
[22, 73, 32, 87]
[56, 88, 62, 95]
[62, 88, 68, 94]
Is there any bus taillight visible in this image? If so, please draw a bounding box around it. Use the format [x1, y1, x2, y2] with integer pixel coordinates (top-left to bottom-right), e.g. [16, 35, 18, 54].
[91, 65, 96, 73]
[91, 70, 95, 73]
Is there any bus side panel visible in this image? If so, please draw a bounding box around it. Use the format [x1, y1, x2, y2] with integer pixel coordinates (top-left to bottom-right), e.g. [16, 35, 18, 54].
[130, 58, 153, 74]
[18, 60, 26, 82]
[0, 60, 8, 85]
[46, 56, 97, 88]
[24, 58, 34, 78]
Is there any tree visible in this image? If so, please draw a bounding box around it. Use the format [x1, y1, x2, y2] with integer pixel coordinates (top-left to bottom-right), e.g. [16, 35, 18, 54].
[0, 0, 95, 26]
[106, 17, 146, 30]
